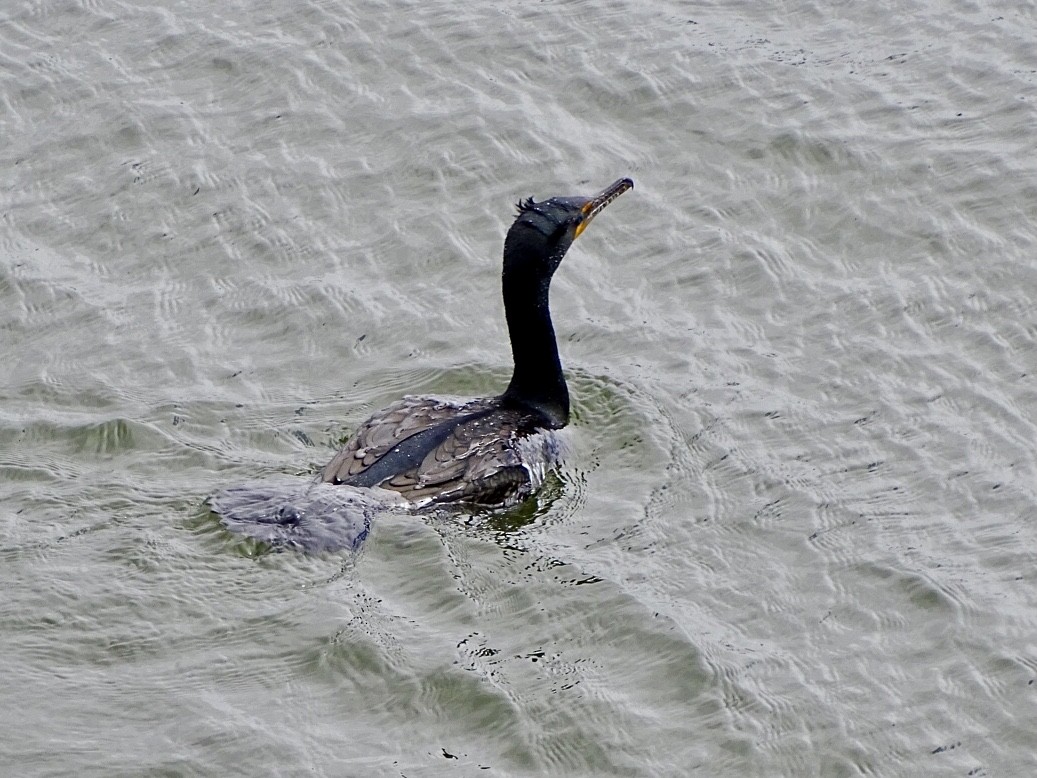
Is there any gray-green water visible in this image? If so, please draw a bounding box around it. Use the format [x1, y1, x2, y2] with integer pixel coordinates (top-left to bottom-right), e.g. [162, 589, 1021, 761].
[3, 0, 1036, 775]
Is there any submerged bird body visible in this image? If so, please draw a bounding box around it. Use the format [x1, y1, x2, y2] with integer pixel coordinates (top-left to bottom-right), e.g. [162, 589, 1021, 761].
[320, 394, 562, 507]
[209, 178, 632, 550]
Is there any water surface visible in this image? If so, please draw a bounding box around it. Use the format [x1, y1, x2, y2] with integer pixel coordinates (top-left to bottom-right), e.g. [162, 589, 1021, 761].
[2, 0, 1036, 775]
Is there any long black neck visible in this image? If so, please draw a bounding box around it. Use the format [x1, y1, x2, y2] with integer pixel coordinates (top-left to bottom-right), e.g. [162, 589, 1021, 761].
[500, 265, 569, 428]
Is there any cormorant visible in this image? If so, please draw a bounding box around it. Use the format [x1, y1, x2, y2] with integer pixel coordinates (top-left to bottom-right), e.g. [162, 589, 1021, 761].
[209, 177, 633, 550]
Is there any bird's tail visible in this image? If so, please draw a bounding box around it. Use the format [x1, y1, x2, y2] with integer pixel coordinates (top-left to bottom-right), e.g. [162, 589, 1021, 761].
[207, 475, 400, 553]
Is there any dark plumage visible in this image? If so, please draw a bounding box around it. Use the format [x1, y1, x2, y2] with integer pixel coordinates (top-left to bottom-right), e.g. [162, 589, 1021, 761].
[208, 177, 633, 550]
[319, 177, 633, 506]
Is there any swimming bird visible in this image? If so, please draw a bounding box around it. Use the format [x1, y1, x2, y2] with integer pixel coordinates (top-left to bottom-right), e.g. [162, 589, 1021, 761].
[209, 177, 632, 550]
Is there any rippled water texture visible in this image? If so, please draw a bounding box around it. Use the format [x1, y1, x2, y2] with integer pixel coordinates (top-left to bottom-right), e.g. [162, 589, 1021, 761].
[2, 0, 1036, 775]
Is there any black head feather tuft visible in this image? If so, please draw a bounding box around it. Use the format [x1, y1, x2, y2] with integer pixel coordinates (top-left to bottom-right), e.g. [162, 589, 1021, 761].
[516, 196, 537, 215]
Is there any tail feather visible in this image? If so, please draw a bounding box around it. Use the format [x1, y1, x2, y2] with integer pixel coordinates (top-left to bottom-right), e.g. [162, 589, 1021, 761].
[207, 475, 399, 552]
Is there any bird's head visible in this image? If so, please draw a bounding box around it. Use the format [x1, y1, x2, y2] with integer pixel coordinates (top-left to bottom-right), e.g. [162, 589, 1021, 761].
[503, 177, 633, 281]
